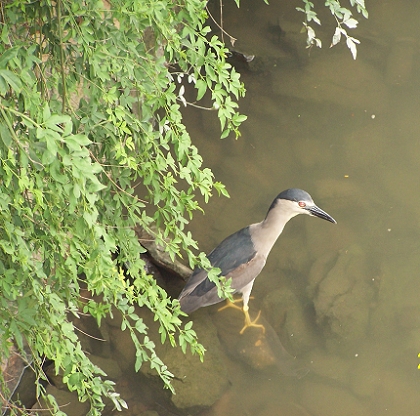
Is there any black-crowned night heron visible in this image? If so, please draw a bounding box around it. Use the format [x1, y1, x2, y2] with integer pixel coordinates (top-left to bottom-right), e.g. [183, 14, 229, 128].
[178, 188, 336, 334]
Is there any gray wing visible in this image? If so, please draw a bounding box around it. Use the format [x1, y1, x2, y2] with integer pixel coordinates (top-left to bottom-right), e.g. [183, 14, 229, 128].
[179, 227, 266, 313]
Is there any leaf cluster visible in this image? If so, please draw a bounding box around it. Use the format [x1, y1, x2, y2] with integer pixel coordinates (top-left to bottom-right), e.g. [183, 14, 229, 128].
[296, 0, 368, 59]
[0, 0, 245, 413]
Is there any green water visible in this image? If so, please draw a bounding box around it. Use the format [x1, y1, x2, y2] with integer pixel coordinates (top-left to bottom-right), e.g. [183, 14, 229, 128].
[183, 1, 420, 415]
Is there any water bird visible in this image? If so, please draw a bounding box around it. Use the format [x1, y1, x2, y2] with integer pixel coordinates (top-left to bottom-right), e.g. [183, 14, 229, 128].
[178, 188, 336, 333]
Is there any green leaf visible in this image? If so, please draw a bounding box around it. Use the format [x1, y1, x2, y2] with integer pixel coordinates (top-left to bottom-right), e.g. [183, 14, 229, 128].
[50, 160, 68, 183]
[0, 46, 18, 68]
[0, 24, 10, 46]
[220, 129, 230, 139]
[68, 134, 91, 146]
[0, 75, 7, 95]
[44, 130, 60, 155]
[43, 103, 51, 122]
[0, 69, 22, 92]
[44, 114, 71, 131]
[0, 123, 12, 146]
[196, 79, 207, 100]
[41, 149, 56, 165]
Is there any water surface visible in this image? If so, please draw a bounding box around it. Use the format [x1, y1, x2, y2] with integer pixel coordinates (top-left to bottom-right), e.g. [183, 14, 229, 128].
[184, 1, 420, 415]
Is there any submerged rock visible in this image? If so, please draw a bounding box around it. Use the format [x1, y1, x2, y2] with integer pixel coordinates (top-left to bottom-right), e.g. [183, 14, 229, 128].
[308, 245, 378, 349]
[162, 309, 230, 412]
[104, 300, 231, 414]
[133, 306, 230, 412]
[31, 385, 90, 416]
[2, 344, 37, 412]
[211, 304, 309, 378]
[262, 287, 319, 355]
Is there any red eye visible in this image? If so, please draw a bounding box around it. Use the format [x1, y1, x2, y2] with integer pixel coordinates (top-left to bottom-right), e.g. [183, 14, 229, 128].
[298, 201, 306, 207]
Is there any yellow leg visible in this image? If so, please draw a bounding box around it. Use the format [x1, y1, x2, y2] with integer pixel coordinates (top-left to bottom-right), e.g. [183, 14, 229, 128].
[218, 298, 243, 312]
[218, 298, 265, 334]
[239, 307, 265, 334]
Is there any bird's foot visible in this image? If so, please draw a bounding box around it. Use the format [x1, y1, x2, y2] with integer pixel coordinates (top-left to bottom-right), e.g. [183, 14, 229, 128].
[218, 298, 244, 312]
[239, 309, 266, 334]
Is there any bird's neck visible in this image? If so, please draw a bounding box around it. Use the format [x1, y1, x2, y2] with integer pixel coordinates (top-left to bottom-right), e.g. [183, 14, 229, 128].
[250, 204, 299, 256]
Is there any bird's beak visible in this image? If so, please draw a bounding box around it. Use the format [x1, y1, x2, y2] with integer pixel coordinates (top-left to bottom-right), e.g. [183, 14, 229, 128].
[306, 205, 337, 224]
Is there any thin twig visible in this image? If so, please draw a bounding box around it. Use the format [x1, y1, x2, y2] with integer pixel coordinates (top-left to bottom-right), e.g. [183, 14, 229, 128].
[205, 5, 237, 46]
[219, 0, 224, 43]
[89, 150, 148, 203]
[73, 325, 107, 342]
[0, 106, 45, 169]
[57, 0, 67, 113]
[178, 98, 217, 111]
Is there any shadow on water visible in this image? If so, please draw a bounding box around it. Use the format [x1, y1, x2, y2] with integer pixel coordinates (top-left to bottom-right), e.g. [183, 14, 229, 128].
[181, 0, 420, 415]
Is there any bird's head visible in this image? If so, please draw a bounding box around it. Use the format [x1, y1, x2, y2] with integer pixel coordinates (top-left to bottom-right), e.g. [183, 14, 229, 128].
[269, 188, 337, 224]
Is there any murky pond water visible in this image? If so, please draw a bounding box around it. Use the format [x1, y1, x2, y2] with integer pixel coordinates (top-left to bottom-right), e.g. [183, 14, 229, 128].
[182, 1, 420, 415]
[10, 2, 420, 415]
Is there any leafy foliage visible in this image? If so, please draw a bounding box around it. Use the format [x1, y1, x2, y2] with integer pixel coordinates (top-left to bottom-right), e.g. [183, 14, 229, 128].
[297, 0, 368, 59]
[0, 0, 245, 413]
